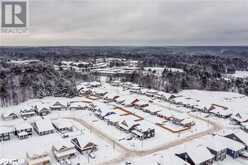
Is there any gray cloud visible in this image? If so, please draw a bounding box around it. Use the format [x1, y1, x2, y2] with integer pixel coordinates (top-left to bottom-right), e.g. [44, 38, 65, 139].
[1, 0, 248, 46]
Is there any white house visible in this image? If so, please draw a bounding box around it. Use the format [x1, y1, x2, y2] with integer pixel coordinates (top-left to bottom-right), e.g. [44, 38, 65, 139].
[69, 102, 89, 111]
[52, 140, 77, 161]
[26, 151, 51, 165]
[15, 122, 33, 139]
[1, 112, 18, 120]
[50, 101, 67, 111]
[0, 126, 14, 142]
[176, 145, 214, 165]
[52, 119, 73, 133]
[33, 119, 55, 136]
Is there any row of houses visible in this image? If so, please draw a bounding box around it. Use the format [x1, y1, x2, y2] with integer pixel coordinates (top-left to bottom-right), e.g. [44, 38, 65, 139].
[101, 91, 195, 130]
[26, 137, 97, 165]
[1, 101, 92, 121]
[94, 107, 155, 140]
[168, 98, 248, 132]
[0, 123, 33, 141]
[174, 131, 248, 165]
[135, 103, 195, 128]
[0, 119, 74, 142]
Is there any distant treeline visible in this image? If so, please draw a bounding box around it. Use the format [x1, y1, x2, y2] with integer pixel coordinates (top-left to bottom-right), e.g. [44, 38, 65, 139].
[1, 46, 248, 103]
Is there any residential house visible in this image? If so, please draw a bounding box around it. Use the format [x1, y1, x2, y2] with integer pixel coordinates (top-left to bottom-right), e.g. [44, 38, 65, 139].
[88, 81, 101, 88]
[50, 101, 67, 111]
[92, 89, 108, 97]
[129, 85, 142, 94]
[104, 114, 123, 126]
[122, 98, 139, 107]
[35, 107, 51, 116]
[52, 140, 77, 161]
[143, 106, 161, 115]
[69, 102, 89, 111]
[0, 126, 14, 142]
[118, 119, 139, 132]
[20, 109, 36, 119]
[132, 122, 155, 139]
[15, 122, 32, 139]
[176, 146, 214, 165]
[224, 132, 248, 149]
[52, 119, 73, 133]
[26, 151, 51, 165]
[115, 97, 125, 104]
[104, 94, 119, 103]
[71, 137, 97, 155]
[215, 135, 246, 159]
[208, 105, 232, 119]
[111, 80, 121, 86]
[1, 112, 18, 120]
[145, 89, 158, 97]
[94, 107, 115, 120]
[203, 135, 227, 161]
[241, 122, 248, 132]
[33, 119, 55, 136]
[133, 100, 149, 109]
[180, 118, 195, 128]
[231, 113, 248, 125]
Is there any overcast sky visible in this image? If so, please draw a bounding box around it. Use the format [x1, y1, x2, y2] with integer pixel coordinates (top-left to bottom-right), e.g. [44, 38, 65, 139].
[1, 0, 248, 46]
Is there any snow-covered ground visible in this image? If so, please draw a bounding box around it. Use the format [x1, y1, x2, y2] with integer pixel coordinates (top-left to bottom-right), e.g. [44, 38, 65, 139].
[225, 71, 248, 79]
[1, 82, 248, 165]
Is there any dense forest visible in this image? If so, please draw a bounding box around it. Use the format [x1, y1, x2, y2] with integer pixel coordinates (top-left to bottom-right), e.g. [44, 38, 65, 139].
[0, 61, 79, 107]
[1, 46, 248, 106]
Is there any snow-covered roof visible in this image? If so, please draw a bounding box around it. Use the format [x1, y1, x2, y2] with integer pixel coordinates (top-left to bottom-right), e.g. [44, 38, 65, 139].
[134, 100, 149, 106]
[70, 101, 89, 108]
[119, 117, 139, 130]
[34, 119, 54, 132]
[72, 136, 97, 149]
[202, 135, 228, 151]
[53, 140, 75, 151]
[210, 106, 232, 116]
[123, 97, 139, 105]
[36, 107, 50, 113]
[183, 145, 214, 164]
[104, 93, 119, 99]
[180, 118, 194, 125]
[0, 126, 14, 134]
[136, 121, 153, 131]
[232, 112, 248, 122]
[50, 101, 66, 108]
[15, 122, 32, 131]
[214, 135, 245, 152]
[229, 131, 248, 146]
[144, 104, 162, 113]
[1, 111, 18, 116]
[104, 114, 123, 123]
[52, 119, 73, 129]
[115, 96, 125, 102]
[145, 89, 158, 94]
[93, 88, 107, 94]
[90, 81, 101, 87]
